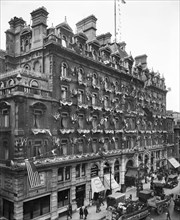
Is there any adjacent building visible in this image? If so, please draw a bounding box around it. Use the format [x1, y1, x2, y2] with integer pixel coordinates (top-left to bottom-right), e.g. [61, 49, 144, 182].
[0, 7, 176, 220]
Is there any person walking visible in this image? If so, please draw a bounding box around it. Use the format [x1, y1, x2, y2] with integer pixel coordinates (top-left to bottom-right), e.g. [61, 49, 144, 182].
[165, 209, 171, 220]
[68, 203, 72, 219]
[84, 206, 88, 220]
[79, 206, 84, 219]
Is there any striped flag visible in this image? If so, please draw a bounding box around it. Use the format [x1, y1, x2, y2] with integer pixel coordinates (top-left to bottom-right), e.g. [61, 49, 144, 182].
[25, 159, 42, 188]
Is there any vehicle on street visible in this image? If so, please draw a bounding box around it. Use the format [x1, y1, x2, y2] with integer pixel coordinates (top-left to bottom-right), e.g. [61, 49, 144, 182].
[164, 174, 178, 189]
[174, 193, 180, 211]
[138, 189, 172, 215]
[107, 192, 150, 220]
[152, 182, 165, 196]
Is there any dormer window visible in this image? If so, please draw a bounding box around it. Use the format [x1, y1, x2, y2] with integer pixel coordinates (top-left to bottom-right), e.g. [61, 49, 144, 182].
[62, 35, 67, 47]
[61, 62, 67, 77]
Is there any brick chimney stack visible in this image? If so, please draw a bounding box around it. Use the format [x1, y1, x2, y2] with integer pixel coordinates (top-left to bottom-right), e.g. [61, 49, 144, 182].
[134, 54, 147, 68]
[76, 15, 97, 42]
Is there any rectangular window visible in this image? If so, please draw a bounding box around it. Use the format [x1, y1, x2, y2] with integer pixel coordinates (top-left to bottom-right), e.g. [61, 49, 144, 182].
[3, 199, 14, 220]
[61, 86, 68, 100]
[78, 114, 84, 129]
[78, 90, 84, 103]
[23, 195, 50, 220]
[65, 166, 71, 180]
[92, 93, 97, 105]
[58, 168, 64, 182]
[76, 165, 80, 178]
[58, 189, 70, 208]
[92, 139, 97, 153]
[0, 109, 10, 127]
[82, 164, 86, 176]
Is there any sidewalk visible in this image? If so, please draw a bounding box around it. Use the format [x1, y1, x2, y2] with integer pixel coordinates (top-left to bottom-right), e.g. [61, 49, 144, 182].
[58, 181, 150, 220]
[58, 203, 107, 220]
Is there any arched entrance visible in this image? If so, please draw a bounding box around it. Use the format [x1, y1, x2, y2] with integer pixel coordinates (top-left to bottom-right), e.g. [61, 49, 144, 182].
[125, 159, 136, 188]
[126, 159, 134, 169]
[114, 160, 120, 184]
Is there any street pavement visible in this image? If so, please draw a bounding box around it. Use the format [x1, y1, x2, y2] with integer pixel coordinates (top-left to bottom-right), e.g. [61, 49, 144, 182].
[58, 176, 180, 220]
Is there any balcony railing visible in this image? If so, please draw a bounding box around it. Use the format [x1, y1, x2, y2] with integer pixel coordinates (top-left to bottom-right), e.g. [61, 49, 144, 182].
[0, 85, 52, 98]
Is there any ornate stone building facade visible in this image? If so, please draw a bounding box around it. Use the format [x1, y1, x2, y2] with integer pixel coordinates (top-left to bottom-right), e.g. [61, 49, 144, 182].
[0, 7, 175, 220]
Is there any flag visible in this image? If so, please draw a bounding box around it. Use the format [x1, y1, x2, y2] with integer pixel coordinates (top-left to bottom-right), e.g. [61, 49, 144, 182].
[25, 159, 42, 188]
[121, 0, 126, 3]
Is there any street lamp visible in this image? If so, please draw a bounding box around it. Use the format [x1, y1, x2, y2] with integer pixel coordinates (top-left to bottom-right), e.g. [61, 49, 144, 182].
[104, 161, 112, 195]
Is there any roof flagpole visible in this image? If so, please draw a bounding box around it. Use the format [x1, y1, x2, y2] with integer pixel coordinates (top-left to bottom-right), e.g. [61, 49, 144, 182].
[114, 0, 117, 43]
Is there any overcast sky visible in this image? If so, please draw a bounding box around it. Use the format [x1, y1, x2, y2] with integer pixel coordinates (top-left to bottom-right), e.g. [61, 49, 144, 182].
[0, 0, 179, 112]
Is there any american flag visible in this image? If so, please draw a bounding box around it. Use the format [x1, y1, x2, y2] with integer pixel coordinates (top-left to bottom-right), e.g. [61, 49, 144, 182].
[25, 159, 42, 188]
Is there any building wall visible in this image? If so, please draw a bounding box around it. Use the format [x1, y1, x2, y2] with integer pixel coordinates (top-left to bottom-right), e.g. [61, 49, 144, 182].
[0, 6, 174, 220]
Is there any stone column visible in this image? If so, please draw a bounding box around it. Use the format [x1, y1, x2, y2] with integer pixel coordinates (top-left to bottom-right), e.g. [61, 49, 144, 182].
[71, 165, 77, 211]
[13, 201, 23, 220]
[120, 155, 126, 192]
[51, 167, 58, 220]
[84, 163, 91, 206]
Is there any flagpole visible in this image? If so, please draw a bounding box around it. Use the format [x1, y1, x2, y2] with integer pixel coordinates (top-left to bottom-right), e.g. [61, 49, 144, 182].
[114, 0, 117, 43]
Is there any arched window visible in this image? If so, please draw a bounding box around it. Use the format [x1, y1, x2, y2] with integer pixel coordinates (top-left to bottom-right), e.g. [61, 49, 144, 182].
[0, 81, 4, 88]
[114, 160, 120, 183]
[30, 80, 39, 88]
[78, 68, 83, 82]
[8, 79, 15, 86]
[61, 62, 67, 77]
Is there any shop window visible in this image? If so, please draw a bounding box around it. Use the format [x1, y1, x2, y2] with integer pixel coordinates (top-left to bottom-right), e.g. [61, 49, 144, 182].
[3, 199, 14, 220]
[23, 195, 50, 220]
[61, 62, 67, 77]
[58, 189, 70, 208]
[76, 164, 80, 178]
[58, 167, 64, 182]
[0, 109, 10, 127]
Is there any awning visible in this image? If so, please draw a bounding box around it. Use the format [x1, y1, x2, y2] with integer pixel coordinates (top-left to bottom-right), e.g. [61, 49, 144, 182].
[91, 177, 105, 196]
[104, 174, 120, 193]
[125, 168, 144, 179]
[168, 158, 180, 168]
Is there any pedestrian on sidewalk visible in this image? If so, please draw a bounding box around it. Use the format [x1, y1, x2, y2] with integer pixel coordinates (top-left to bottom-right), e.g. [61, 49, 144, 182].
[84, 206, 88, 220]
[165, 209, 171, 220]
[67, 203, 72, 219]
[79, 206, 84, 219]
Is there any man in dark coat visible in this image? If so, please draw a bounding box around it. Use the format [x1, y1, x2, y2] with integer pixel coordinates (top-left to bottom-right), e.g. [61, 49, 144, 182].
[79, 206, 84, 219]
[84, 206, 88, 220]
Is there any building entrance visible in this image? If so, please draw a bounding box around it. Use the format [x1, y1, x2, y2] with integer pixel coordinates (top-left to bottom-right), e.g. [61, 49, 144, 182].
[76, 184, 85, 208]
